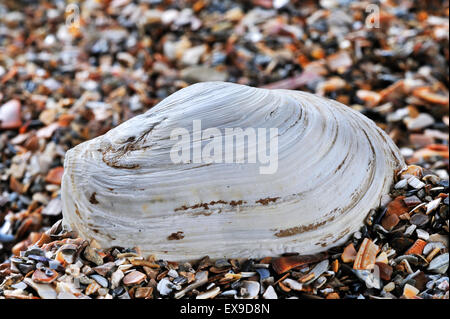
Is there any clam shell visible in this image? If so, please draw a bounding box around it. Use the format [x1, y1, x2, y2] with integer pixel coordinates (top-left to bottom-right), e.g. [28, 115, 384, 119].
[62, 82, 405, 261]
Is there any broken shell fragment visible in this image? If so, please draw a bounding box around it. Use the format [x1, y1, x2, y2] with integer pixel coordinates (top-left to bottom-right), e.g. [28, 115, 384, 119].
[262, 285, 277, 299]
[303, 259, 329, 284]
[61, 82, 405, 261]
[375, 252, 389, 264]
[196, 286, 221, 299]
[428, 253, 449, 274]
[425, 198, 441, 215]
[341, 243, 357, 263]
[353, 269, 381, 290]
[32, 269, 58, 284]
[405, 239, 427, 255]
[236, 281, 260, 299]
[283, 278, 303, 291]
[123, 270, 146, 286]
[353, 238, 380, 270]
[272, 253, 328, 274]
[376, 262, 393, 281]
[174, 271, 208, 299]
[400, 165, 423, 179]
[23, 278, 57, 299]
[403, 283, 420, 299]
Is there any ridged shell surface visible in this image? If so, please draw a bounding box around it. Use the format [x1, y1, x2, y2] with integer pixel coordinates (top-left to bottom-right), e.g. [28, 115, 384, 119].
[62, 82, 405, 261]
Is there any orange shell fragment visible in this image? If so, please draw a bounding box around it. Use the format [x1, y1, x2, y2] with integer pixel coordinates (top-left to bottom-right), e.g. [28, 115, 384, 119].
[400, 165, 423, 179]
[341, 243, 357, 263]
[403, 283, 420, 299]
[405, 239, 427, 255]
[45, 166, 64, 185]
[412, 87, 449, 106]
[353, 238, 380, 270]
[31, 269, 58, 283]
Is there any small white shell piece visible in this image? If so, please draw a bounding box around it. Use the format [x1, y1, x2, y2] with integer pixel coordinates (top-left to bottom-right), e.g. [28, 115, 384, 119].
[62, 82, 405, 261]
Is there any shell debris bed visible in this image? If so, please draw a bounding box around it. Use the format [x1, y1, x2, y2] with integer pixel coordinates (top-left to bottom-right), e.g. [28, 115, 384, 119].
[0, 0, 448, 299]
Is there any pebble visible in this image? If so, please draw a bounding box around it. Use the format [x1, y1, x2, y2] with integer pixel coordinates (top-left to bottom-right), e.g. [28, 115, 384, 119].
[82, 265, 94, 275]
[118, 291, 131, 299]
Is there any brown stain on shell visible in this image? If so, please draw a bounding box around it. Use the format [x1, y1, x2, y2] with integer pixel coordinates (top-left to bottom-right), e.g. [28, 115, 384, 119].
[255, 197, 280, 205]
[167, 231, 184, 240]
[100, 118, 167, 170]
[274, 216, 335, 238]
[174, 200, 245, 212]
[89, 192, 99, 204]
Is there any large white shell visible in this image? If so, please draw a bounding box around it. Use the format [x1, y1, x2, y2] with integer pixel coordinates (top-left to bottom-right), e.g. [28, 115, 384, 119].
[62, 82, 405, 261]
